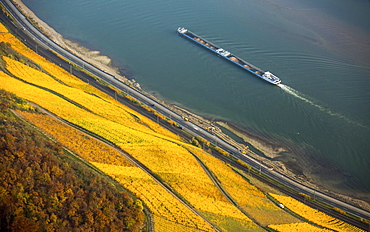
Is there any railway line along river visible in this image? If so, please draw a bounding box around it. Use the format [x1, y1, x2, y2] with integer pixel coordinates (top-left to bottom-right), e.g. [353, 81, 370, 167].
[18, 0, 370, 209]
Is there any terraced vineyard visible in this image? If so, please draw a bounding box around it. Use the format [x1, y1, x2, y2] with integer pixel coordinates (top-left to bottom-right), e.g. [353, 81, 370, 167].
[269, 194, 365, 232]
[0, 21, 365, 231]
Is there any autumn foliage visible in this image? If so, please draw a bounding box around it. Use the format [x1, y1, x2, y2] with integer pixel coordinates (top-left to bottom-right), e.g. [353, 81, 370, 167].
[0, 90, 144, 231]
[0, 19, 364, 232]
[191, 148, 300, 227]
[16, 111, 215, 231]
[269, 193, 365, 232]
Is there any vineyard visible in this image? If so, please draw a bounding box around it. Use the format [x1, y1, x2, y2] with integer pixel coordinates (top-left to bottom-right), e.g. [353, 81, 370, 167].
[191, 148, 301, 226]
[93, 162, 215, 231]
[269, 222, 332, 232]
[0, 21, 365, 231]
[17, 110, 215, 231]
[269, 193, 365, 232]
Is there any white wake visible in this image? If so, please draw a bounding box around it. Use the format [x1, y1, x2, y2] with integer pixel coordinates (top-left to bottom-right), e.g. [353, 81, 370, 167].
[277, 84, 367, 129]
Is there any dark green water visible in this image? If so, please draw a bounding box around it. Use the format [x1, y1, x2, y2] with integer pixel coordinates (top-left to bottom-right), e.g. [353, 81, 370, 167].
[22, 0, 370, 199]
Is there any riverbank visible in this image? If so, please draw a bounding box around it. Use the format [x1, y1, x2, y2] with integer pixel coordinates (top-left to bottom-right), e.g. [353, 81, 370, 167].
[11, 0, 370, 212]
[11, 0, 123, 79]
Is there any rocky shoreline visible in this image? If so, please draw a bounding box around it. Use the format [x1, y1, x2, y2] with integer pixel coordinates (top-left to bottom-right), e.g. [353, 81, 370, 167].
[11, 0, 370, 212]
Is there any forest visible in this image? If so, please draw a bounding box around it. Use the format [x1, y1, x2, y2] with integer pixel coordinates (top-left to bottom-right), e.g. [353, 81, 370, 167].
[0, 90, 144, 232]
[0, 16, 366, 231]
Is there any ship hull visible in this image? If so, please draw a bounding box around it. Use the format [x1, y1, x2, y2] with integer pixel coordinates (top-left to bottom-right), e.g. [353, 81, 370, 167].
[177, 27, 281, 85]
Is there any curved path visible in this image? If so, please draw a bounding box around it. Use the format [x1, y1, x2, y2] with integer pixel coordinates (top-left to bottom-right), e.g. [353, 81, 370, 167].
[189, 149, 264, 228]
[18, 104, 219, 232]
[2, 0, 369, 224]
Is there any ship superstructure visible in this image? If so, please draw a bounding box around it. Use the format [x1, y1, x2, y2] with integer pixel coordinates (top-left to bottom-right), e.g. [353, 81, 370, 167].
[177, 27, 281, 85]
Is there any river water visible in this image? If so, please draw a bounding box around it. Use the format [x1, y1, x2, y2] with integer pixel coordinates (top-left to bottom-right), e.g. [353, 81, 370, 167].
[22, 0, 370, 200]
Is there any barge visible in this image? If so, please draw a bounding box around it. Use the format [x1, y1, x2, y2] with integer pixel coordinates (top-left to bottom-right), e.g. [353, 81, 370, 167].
[177, 27, 281, 85]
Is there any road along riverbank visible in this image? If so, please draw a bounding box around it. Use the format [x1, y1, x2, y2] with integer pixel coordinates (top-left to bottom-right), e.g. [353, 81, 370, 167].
[7, 0, 370, 215]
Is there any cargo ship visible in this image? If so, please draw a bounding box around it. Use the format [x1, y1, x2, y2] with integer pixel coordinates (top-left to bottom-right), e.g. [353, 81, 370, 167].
[177, 27, 281, 85]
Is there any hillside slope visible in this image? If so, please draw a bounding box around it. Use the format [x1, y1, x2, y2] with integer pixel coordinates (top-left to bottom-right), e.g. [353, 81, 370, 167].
[0, 19, 365, 232]
[0, 90, 144, 231]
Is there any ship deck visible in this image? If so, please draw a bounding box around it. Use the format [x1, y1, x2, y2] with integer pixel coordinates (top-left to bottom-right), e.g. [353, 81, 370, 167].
[178, 27, 281, 85]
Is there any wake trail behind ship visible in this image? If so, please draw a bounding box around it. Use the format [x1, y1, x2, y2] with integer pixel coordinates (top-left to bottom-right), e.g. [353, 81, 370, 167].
[277, 84, 367, 129]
